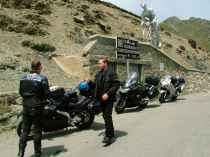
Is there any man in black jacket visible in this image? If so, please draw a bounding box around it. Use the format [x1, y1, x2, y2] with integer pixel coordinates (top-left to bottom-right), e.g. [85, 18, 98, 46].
[18, 60, 50, 157]
[95, 57, 120, 145]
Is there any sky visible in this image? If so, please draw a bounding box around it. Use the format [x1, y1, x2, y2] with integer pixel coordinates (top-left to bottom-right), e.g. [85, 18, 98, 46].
[102, 0, 210, 21]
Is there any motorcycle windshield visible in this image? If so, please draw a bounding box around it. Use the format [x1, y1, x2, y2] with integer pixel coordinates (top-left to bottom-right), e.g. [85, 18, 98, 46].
[125, 72, 138, 88]
[160, 75, 172, 86]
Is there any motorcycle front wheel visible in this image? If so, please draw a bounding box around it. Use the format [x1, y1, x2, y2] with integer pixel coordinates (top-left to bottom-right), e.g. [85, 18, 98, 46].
[159, 93, 166, 104]
[75, 110, 95, 130]
[115, 98, 126, 114]
[171, 95, 178, 101]
[139, 99, 148, 108]
[16, 117, 33, 140]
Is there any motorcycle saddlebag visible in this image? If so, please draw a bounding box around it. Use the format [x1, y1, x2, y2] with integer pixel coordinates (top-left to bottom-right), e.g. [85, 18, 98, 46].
[145, 75, 160, 86]
[148, 87, 159, 99]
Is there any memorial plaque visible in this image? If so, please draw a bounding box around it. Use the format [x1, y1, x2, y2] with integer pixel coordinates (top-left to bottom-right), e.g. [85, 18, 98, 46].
[116, 37, 140, 60]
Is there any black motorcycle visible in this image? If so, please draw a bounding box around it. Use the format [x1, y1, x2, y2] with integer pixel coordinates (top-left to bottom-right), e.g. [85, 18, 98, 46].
[159, 75, 185, 103]
[115, 73, 160, 114]
[17, 86, 95, 137]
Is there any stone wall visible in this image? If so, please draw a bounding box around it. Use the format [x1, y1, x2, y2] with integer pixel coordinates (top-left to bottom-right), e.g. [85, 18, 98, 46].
[0, 92, 21, 106]
[142, 45, 185, 74]
[184, 72, 210, 93]
[0, 92, 22, 133]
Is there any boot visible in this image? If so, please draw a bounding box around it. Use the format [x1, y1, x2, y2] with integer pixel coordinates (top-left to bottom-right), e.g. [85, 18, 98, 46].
[103, 137, 115, 145]
[17, 151, 24, 157]
[34, 153, 41, 157]
[34, 139, 42, 157]
[18, 141, 26, 157]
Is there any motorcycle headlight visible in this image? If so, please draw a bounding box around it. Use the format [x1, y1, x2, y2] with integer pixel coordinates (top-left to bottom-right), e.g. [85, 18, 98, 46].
[181, 84, 185, 91]
[161, 82, 168, 87]
[120, 87, 129, 94]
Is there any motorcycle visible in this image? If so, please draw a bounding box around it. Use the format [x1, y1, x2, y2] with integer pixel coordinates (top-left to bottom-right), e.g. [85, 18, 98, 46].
[159, 75, 185, 103]
[115, 72, 160, 114]
[17, 86, 95, 137]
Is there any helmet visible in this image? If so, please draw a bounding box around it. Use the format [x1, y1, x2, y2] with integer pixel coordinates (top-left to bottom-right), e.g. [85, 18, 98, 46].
[79, 81, 90, 92]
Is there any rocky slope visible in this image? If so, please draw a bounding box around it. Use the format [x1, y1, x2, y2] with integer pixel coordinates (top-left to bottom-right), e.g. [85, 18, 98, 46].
[0, 0, 209, 93]
[161, 16, 210, 53]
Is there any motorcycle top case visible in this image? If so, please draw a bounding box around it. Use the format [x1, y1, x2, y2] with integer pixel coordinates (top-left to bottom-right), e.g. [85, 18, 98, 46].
[50, 87, 65, 99]
[145, 75, 160, 86]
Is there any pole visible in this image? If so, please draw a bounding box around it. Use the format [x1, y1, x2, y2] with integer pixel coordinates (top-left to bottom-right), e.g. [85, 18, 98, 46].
[127, 59, 130, 79]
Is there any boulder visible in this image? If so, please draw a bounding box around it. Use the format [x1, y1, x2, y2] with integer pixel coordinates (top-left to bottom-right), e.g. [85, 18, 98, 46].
[73, 16, 85, 25]
[97, 22, 111, 33]
[188, 39, 197, 49]
[93, 10, 106, 19]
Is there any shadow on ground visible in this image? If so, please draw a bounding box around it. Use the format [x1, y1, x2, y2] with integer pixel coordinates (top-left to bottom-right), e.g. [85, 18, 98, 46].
[91, 122, 104, 131]
[145, 104, 161, 109]
[118, 104, 161, 114]
[161, 97, 186, 104]
[98, 130, 128, 147]
[30, 145, 67, 157]
[177, 97, 186, 101]
[42, 128, 80, 141]
[98, 130, 128, 139]
[41, 121, 105, 140]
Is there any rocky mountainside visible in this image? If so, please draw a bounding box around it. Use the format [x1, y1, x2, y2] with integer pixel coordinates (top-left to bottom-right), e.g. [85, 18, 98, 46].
[161, 16, 210, 53]
[0, 0, 209, 93]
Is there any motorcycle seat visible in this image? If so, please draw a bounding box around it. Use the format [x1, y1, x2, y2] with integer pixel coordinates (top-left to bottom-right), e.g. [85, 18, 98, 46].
[68, 96, 88, 108]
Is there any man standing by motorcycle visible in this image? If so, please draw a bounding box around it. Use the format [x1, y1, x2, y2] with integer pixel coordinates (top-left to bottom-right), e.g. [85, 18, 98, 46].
[94, 56, 120, 145]
[18, 60, 50, 157]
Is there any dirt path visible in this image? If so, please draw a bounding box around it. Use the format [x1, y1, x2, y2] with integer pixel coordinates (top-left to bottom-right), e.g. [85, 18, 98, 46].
[53, 55, 89, 80]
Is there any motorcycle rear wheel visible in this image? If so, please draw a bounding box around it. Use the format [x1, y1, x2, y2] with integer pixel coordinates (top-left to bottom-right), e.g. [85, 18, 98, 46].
[115, 98, 126, 114]
[75, 110, 95, 130]
[159, 93, 165, 104]
[171, 95, 178, 101]
[139, 99, 148, 108]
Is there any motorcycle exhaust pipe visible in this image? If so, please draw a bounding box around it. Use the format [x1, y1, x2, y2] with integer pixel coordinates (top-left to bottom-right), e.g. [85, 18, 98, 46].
[56, 110, 71, 124]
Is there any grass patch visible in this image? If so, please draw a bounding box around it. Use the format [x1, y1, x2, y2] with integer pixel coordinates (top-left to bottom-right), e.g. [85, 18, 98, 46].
[31, 43, 56, 53]
[21, 40, 56, 54]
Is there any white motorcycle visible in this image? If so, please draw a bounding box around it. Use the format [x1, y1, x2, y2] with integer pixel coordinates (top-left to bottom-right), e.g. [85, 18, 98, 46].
[159, 75, 185, 103]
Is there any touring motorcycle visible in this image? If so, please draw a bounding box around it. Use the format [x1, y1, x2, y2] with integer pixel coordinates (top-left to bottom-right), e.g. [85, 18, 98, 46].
[17, 85, 95, 137]
[159, 75, 185, 103]
[115, 72, 160, 114]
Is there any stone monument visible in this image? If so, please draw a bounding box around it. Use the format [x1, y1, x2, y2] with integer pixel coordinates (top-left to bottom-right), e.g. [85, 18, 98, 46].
[140, 0, 161, 48]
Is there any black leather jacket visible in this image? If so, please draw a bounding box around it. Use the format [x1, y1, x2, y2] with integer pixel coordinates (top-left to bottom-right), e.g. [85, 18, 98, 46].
[94, 67, 120, 102]
[19, 73, 50, 112]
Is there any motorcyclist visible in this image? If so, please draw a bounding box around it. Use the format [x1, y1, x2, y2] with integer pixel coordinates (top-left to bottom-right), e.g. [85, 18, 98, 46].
[94, 56, 120, 145]
[18, 60, 50, 157]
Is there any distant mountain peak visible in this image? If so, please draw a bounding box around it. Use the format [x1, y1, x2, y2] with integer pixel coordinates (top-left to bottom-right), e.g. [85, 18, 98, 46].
[161, 16, 210, 52]
[164, 16, 181, 23]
